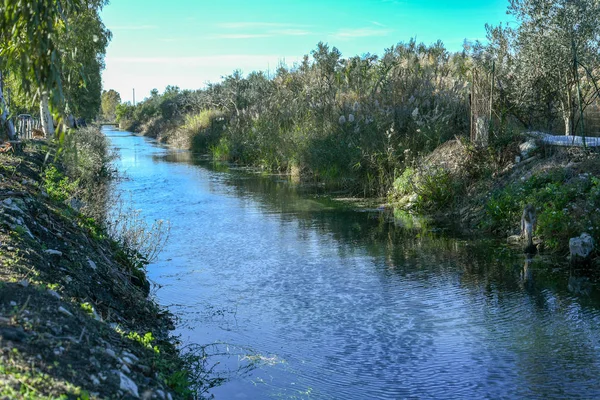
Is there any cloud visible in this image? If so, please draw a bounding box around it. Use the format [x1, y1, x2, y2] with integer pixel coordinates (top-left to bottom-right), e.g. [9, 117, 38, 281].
[110, 24, 158, 31]
[370, 21, 387, 27]
[271, 29, 311, 36]
[333, 28, 393, 38]
[217, 22, 306, 29]
[106, 55, 302, 68]
[211, 33, 272, 39]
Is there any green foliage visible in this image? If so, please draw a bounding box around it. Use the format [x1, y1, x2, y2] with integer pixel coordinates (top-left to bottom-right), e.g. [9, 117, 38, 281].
[43, 166, 78, 202]
[483, 168, 600, 251]
[126, 331, 160, 353]
[119, 40, 470, 195]
[100, 89, 121, 122]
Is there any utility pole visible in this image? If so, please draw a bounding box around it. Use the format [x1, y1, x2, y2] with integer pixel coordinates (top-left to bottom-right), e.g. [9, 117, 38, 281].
[133, 88, 136, 106]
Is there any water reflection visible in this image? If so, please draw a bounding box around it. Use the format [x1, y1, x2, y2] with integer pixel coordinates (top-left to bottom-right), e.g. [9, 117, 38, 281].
[107, 128, 600, 399]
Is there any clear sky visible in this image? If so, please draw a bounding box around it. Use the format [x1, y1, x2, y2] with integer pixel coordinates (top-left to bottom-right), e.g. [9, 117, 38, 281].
[100, 0, 513, 103]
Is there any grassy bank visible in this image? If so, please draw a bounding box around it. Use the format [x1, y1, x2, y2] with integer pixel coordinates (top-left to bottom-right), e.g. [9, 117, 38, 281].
[388, 134, 600, 258]
[0, 129, 210, 399]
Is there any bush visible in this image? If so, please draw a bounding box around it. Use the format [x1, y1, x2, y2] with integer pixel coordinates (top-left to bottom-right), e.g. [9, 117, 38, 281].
[483, 168, 600, 251]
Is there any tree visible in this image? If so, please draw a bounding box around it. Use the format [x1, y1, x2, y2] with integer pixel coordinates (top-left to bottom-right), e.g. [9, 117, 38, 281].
[59, 3, 111, 123]
[0, 0, 109, 137]
[508, 0, 600, 135]
[101, 90, 122, 122]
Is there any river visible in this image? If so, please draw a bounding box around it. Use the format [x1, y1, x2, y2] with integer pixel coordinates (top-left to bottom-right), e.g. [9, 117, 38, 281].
[105, 126, 600, 399]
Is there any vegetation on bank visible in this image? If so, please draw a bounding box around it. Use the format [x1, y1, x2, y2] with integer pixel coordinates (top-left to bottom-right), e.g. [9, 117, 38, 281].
[115, 0, 599, 201]
[0, 128, 217, 398]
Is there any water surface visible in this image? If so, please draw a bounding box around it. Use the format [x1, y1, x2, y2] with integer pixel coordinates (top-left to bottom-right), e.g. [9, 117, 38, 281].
[106, 127, 600, 399]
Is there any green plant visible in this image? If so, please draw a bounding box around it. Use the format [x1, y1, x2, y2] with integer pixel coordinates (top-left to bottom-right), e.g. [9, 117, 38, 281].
[42, 166, 78, 202]
[126, 331, 160, 353]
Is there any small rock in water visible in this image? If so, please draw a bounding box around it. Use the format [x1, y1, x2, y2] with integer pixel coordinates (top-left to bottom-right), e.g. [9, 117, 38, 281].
[18, 279, 29, 288]
[105, 348, 117, 358]
[87, 258, 97, 270]
[570, 233, 595, 261]
[44, 249, 63, 256]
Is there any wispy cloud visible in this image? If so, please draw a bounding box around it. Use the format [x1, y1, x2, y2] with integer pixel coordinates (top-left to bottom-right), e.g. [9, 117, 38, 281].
[370, 21, 387, 27]
[106, 55, 302, 68]
[333, 28, 393, 38]
[217, 22, 306, 29]
[271, 29, 311, 36]
[110, 24, 158, 31]
[212, 33, 272, 39]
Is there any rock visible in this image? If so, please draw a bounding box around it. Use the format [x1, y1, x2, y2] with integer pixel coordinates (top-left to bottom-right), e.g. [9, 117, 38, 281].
[122, 356, 134, 366]
[0, 327, 27, 342]
[58, 306, 73, 317]
[105, 348, 117, 358]
[569, 233, 594, 262]
[90, 375, 100, 386]
[44, 249, 63, 256]
[166, 392, 173, 400]
[519, 139, 537, 159]
[18, 279, 29, 288]
[118, 371, 140, 398]
[122, 351, 140, 362]
[47, 290, 61, 300]
[87, 258, 97, 270]
[53, 346, 65, 356]
[121, 363, 131, 374]
[9, 301, 17, 307]
[507, 234, 521, 245]
[155, 389, 166, 400]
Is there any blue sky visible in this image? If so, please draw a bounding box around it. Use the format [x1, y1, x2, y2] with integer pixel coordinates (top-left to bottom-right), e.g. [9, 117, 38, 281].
[101, 0, 512, 103]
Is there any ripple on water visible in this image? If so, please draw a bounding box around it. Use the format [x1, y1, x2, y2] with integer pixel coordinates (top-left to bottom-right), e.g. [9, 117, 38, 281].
[106, 128, 600, 400]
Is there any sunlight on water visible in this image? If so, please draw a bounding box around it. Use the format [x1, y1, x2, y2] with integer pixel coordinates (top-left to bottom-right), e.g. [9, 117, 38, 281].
[105, 127, 600, 399]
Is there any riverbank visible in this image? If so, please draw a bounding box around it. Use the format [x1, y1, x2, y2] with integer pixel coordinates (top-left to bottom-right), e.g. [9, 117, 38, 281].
[0, 133, 201, 399]
[122, 113, 600, 260]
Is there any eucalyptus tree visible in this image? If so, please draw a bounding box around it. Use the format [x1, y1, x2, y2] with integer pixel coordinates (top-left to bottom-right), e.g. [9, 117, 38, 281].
[101, 89, 122, 121]
[0, 0, 109, 137]
[59, 1, 111, 123]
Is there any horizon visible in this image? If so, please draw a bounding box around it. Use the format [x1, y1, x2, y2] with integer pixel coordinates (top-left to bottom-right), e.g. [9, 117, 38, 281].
[100, 0, 512, 103]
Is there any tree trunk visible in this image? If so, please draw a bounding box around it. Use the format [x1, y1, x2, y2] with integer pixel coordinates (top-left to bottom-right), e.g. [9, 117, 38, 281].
[564, 113, 572, 136]
[39, 92, 54, 137]
[0, 70, 16, 140]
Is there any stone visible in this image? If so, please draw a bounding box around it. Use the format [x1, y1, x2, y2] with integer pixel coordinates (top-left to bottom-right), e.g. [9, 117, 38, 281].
[0, 327, 27, 342]
[18, 280, 29, 288]
[105, 348, 117, 358]
[122, 351, 140, 362]
[155, 390, 166, 400]
[87, 259, 97, 270]
[519, 139, 537, 159]
[47, 290, 61, 300]
[118, 371, 140, 398]
[121, 363, 131, 374]
[44, 249, 63, 256]
[122, 356, 134, 366]
[569, 233, 594, 261]
[58, 306, 73, 317]
[90, 375, 100, 386]
[9, 301, 17, 307]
